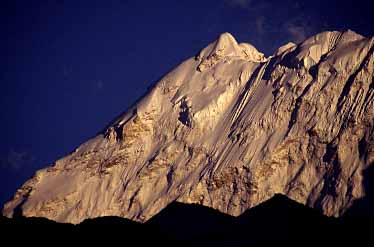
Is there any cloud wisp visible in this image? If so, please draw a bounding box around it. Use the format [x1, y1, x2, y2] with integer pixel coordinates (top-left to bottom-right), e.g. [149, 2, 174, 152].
[285, 21, 308, 43]
[223, 0, 322, 52]
[0, 149, 36, 172]
[224, 0, 252, 8]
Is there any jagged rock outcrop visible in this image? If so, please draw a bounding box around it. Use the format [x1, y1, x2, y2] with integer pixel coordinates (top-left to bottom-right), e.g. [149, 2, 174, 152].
[3, 30, 374, 223]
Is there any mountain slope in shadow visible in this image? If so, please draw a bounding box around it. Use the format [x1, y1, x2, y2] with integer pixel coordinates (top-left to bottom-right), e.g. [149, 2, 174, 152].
[344, 164, 374, 217]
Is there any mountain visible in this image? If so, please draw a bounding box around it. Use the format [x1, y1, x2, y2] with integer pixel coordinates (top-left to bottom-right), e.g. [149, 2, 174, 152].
[2, 30, 374, 224]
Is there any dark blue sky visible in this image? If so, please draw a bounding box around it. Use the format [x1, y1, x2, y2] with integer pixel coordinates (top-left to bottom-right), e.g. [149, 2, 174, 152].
[1, 0, 373, 205]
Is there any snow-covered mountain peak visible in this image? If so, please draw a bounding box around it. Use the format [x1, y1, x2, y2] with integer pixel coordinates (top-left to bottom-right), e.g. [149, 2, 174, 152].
[3, 30, 374, 224]
[197, 32, 266, 72]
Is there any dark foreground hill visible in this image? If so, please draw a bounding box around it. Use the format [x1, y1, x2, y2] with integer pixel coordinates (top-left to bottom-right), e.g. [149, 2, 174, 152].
[1, 192, 373, 246]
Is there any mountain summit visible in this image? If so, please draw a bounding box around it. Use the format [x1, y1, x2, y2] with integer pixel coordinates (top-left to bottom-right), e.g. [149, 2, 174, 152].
[3, 30, 374, 224]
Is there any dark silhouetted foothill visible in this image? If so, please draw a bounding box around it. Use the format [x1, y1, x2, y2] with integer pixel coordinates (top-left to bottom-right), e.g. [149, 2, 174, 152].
[2, 191, 373, 246]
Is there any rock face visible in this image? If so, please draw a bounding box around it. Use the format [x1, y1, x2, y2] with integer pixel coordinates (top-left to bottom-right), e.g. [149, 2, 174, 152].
[3, 31, 374, 224]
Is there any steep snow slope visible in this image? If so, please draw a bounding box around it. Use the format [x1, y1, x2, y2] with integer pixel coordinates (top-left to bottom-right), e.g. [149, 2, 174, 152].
[3, 31, 374, 223]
